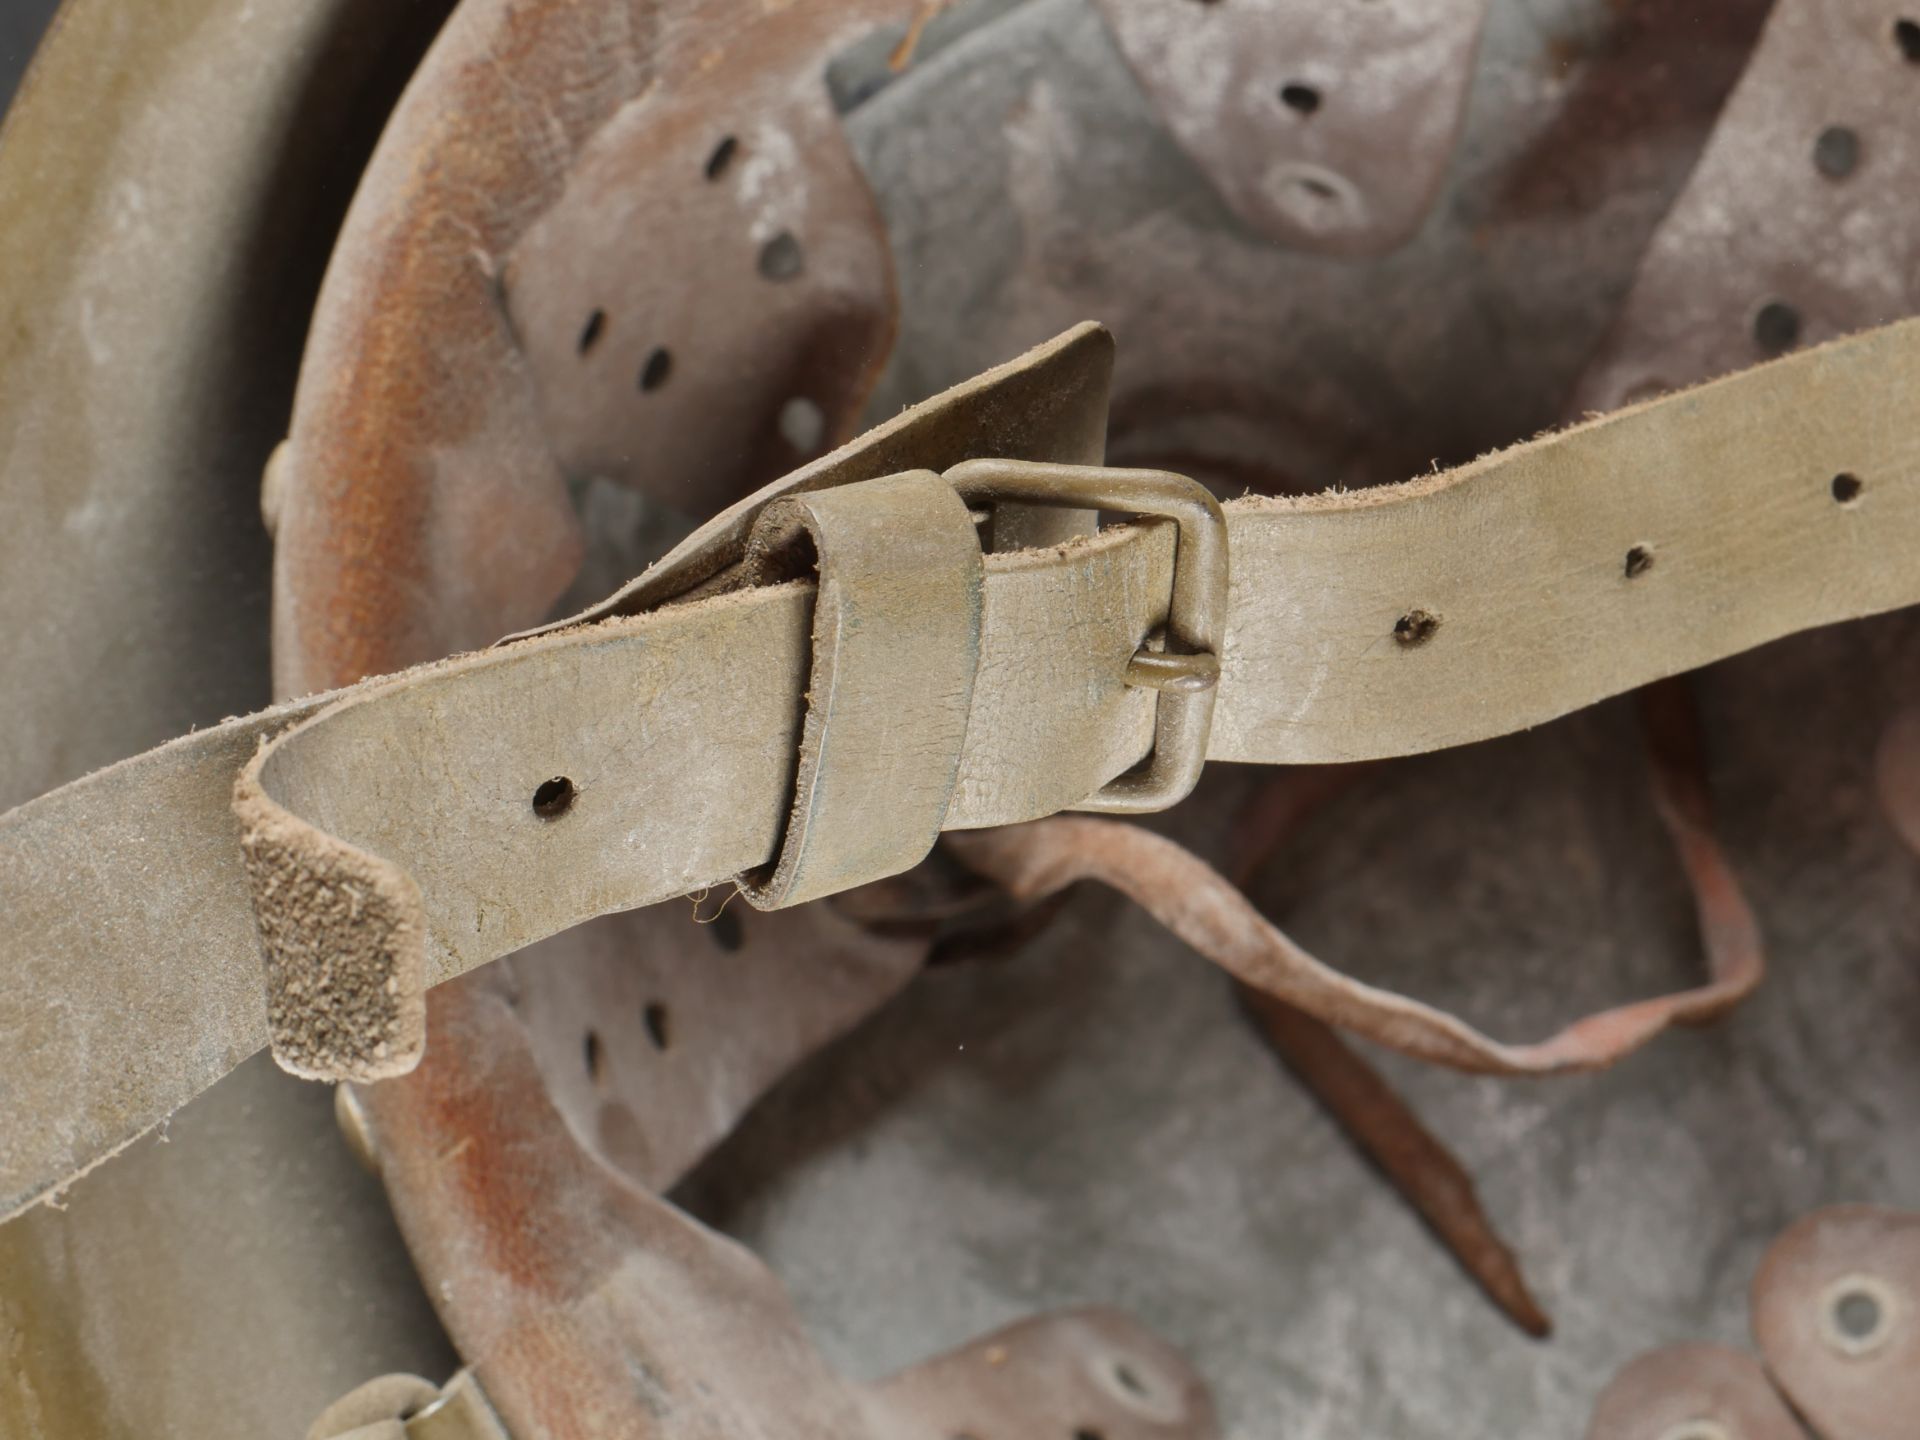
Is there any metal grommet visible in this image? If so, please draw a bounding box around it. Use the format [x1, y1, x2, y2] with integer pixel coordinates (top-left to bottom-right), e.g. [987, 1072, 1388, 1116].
[1816, 1272, 1901, 1358]
[1091, 1352, 1185, 1425]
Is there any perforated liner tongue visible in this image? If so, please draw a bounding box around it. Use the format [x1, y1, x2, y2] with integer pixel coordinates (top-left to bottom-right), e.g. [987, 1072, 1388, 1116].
[355, 954, 1218, 1439]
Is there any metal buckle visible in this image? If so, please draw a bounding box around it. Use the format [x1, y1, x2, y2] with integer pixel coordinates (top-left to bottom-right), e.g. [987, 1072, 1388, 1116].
[944, 458, 1228, 815]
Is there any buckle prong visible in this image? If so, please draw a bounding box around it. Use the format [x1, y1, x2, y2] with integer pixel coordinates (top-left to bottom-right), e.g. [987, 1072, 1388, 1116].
[944, 458, 1228, 815]
[1125, 648, 1221, 694]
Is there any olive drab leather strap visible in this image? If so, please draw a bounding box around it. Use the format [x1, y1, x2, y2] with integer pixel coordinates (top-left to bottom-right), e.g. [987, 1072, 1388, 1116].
[6, 314, 1920, 1222]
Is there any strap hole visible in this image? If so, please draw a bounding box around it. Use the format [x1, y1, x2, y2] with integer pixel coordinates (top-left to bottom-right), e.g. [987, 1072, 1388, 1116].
[1818, 1273, 1898, 1355]
[1073, 1430, 1105, 1440]
[577, 309, 606, 355]
[1279, 82, 1321, 115]
[1896, 17, 1920, 61]
[758, 230, 805, 282]
[643, 1001, 672, 1052]
[638, 348, 672, 392]
[1834, 1288, 1883, 1339]
[532, 775, 576, 818]
[704, 134, 739, 181]
[1832, 471, 1864, 503]
[1112, 1362, 1147, 1398]
[1814, 125, 1861, 179]
[1624, 544, 1655, 578]
[1753, 300, 1802, 355]
[1393, 609, 1439, 647]
[583, 1029, 604, 1083]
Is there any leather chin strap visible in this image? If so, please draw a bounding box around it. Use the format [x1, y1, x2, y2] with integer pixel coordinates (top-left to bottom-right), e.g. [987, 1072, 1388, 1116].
[6, 312, 1920, 1223]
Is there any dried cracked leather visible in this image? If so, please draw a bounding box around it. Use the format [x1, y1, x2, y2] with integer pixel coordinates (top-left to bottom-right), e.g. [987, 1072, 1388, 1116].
[6, 0, 1920, 1436]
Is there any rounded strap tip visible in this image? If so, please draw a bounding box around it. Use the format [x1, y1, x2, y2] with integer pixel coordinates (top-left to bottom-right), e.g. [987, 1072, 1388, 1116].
[234, 758, 428, 1082]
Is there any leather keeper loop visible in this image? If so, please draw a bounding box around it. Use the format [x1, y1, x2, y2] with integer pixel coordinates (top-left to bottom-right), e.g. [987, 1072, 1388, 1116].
[738, 470, 985, 909]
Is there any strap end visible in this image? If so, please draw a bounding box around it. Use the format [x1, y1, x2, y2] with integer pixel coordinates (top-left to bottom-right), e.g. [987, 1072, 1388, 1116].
[234, 761, 427, 1083]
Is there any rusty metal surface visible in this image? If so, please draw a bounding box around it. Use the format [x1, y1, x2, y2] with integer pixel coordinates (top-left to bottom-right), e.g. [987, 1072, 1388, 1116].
[1751, 1205, 1920, 1439]
[502, 3, 899, 527]
[275, 18, 1120, 1410]
[1090, 0, 1492, 254]
[490, 899, 924, 1194]
[358, 964, 1218, 1440]
[1585, 1343, 1805, 1440]
[269, 0, 916, 698]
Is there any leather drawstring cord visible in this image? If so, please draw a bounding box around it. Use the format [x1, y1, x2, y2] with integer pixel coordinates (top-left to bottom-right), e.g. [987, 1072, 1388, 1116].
[945, 675, 1765, 1334]
[943, 781, 1762, 1080]
[1224, 761, 1552, 1339]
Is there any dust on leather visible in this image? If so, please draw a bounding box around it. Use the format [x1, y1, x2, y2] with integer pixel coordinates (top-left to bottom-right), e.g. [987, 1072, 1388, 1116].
[235, 768, 426, 1082]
